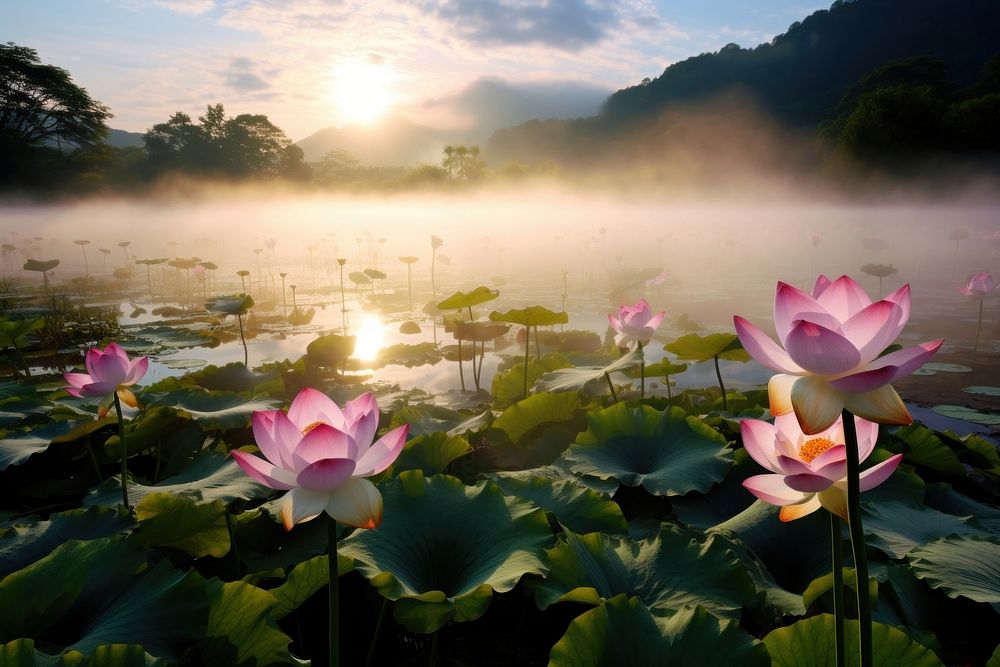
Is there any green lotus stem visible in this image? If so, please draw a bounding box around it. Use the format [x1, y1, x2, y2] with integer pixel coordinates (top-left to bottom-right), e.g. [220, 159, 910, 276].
[713, 354, 727, 411]
[974, 299, 984, 357]
[339, 264, 348, 334]
[86, 437, 103, 482]
[604, 371, 618, 404]
[431, 247, 437, 299]
[237, 313, 248, 368]
[831, 512, 845, 667]
[638, 341, 645, 399]
[112, 392, 131, 512]
[154, 437, 163, 482]
[842, 409, 872, 667]
[11, 341, 29, 377]
[225, 510, 243, 577]
[522, 325, 530, 400]
[534, 325, 541, 361]
[457, 338, 466, 391]
[429, 628, 439, 666]
[477, 341, 486, 389]
[664, 373, 672, 401]
[366, 598, 388, 667]
[328, 514, 340, 667]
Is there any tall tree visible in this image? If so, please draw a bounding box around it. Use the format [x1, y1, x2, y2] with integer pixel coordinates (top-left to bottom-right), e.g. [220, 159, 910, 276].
[0, 42, 110, 151]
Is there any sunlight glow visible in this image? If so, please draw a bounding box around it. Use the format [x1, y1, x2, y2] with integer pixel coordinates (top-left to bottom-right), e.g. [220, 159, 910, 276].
[330, 61, 395, 125]
[353, 314, 386, 361]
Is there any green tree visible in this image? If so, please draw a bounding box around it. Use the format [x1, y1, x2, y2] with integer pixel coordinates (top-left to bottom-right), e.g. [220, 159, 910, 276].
[441, 144, 485, 180]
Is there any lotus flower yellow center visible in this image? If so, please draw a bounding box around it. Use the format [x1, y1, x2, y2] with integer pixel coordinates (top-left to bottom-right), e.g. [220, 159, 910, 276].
[799, 437, 836, 463]
[302, 421, 324, 434]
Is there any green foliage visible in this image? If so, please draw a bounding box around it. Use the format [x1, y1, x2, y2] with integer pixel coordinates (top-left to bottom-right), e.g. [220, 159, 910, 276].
[390, 431, 472, 476]
[908, 535, 1000, 611]
[664, 333, 749, 363]
[490, 473, 628, 535]
[135, 493, 230, 559]
[493, 391, 581, 445]
[437, 285, 499, 311]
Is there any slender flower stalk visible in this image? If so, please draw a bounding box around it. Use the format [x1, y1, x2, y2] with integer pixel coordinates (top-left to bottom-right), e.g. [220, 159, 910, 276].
[608, 299, 664, 399]
[112, 392, 130, 510]
[959, 271, 996, 356]
[831, 512, 845, 667]
[841, 409, 872, 667]
[328, 514, 340, 667]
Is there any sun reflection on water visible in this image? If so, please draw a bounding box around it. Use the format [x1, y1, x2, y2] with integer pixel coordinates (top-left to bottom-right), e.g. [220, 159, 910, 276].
[353, 315, 386, 361]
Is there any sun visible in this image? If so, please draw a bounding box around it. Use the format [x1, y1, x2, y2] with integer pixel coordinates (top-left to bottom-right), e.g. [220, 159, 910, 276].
[331, 61, 395, 125]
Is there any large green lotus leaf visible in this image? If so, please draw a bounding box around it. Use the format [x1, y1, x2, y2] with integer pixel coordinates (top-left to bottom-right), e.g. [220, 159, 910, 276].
[706, 529, 806, 618]
[493, 391, 581, 444]
[908, 535, 1000, 611]
[532, 527, 756, 619]
[890, 424, 966, 477]
[0, 536, 209, 662]
[763, 614, 944, 667]
[438, 286, 499, 310]
[0, 394, 49, 428]
[135, 493, 230, 559]
[488, 305, 566, 327]
[625, 359, 688, 379]
[548, 595, 769, 667]
[340, 472, 552, 633]
[269, 554, 355, 620]
[962, 385, 1000, 397]
[0, 639, 43, 667]
[708, 500, 830, 595]
[925, 484, 1000, 533]
[205, 294, 254, 316]
[103, 406, 180, 456]
[931, 404, 1000, 426]
[306, 333, 356, 365]
[491, 355, 572, 409]
[201, 580, 300, 666]
[563, 404, 732, 496]
[0, 316, 44, 348]
[0, 420, 79, 470]
[489, 473, 628, 535]
[372, 342, 442, 368]
[988, 642, 1000, 667]
[535, 350, 641, 394]
[862, 501, 988, 559]
[664, 333, 750, 363]
[131, 324, 216, 349]
[0, 506, 129, 578]
[69, 644, 166, 666]
[388, 404, 464, 436]
[802, 567, 878, 610]
[85, 451, 268, 507]
[390, 431, 472, 476]
[145, 391, 282, 430]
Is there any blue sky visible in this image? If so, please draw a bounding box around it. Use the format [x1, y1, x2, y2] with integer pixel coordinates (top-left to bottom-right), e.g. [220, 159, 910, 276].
[3, 1, 829, 139]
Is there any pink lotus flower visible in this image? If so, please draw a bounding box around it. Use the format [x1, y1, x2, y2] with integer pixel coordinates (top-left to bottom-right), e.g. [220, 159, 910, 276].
[734, 275, 943, 434]
[741, 413, 902, 522]
[959, 271, 996, 298]
[64, 342, 148, 416]
[232, 388, 408, 530]
[609, 299, 666, 348]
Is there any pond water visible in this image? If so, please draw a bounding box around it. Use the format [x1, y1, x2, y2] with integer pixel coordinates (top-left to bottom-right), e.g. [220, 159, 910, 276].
[3, 192, 999, 433]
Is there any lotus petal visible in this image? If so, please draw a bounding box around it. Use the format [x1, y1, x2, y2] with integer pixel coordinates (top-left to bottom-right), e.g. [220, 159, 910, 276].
[296, 458, 357, 492]
[324, 477, 383, 528]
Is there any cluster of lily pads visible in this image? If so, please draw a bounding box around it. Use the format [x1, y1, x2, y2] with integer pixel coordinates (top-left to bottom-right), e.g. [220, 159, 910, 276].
[0, 274, 999, 666]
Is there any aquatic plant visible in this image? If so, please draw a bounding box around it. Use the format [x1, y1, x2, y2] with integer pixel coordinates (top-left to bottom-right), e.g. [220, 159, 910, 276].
[22, 258, 59, 288]
[959, 271, 997, 355]
[206, 294, 255, 367]
[664, 333, 748, 412]
[399, 256, 419, 310]
[609, 299, 665, 398]
[490, 305, 568, 400]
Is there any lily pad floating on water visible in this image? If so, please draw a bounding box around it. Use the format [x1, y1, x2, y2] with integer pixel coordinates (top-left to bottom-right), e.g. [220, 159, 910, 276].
[962, 386, 1000, 397]
[162, 358, 208, 370]
[399, 320, 421, 334]
[931, 405, 1000, 426]
[921, 363, 973, 373]
[146, 391, 283, 430]
[339, 472, 552, 634]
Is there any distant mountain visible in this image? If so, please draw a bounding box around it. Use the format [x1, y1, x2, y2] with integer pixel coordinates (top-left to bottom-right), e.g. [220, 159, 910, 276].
[488, 0, 1000, 165]
[106, 128, 144, 149]
[297, 78, 609, 166]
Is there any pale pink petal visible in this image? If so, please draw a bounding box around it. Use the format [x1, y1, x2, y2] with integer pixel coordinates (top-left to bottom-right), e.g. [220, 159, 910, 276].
[231, 450, 296, 490]
[354, 424, 409, 477]
[740, 419, 781, 472]
[123, 356, 149, 385]
[742, 474, 809, 506]
[812, 458, 847, 482]
[64, 372, 92, 389]
[859, 454, 903, 491]
[810, 275, 833, 299]
[841, 300, 903, 365]
[882, 284, 911, 339]
[784, 473, 836, 493]
[855, 418, 880, 462]
[827, 366, 897, 393]
[840, 340, 944, 388]
[279, 487, 330, 530]
[348, 406, 380, 453]
[844, 385, 912, 427]
[105, 341, 129, 364]
[296, 457, 357, 492]
[252, 410, 295, 468]
[293, 423, 357, 468]
[65, 386, 84, 398]
[784, 320, 861, 376]
[91, 351, 129, 386]
[733, 316, 803, 374]
[774, 281, 831, 343]
[324, 477, 384, 529]
[608, 315, 621, 331]
[287, 387, 345, 431]
[779, 495, 823, 522]
[772, 414, 801, 458]
[84, 347, 102, 378]
[344, 392, 378, 423]
[776, 455, 813, 476]
[814, 275, 872, 321]
[645, 310, 666, 331]
[81, 381, 118, 397]
[809, 444, 847, 470]
[273, 411, 307, 460]
[791, 375, 846, 435]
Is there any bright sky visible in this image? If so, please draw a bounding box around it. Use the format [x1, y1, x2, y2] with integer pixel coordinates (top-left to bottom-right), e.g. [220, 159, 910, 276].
[3, 1, 828, 140]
